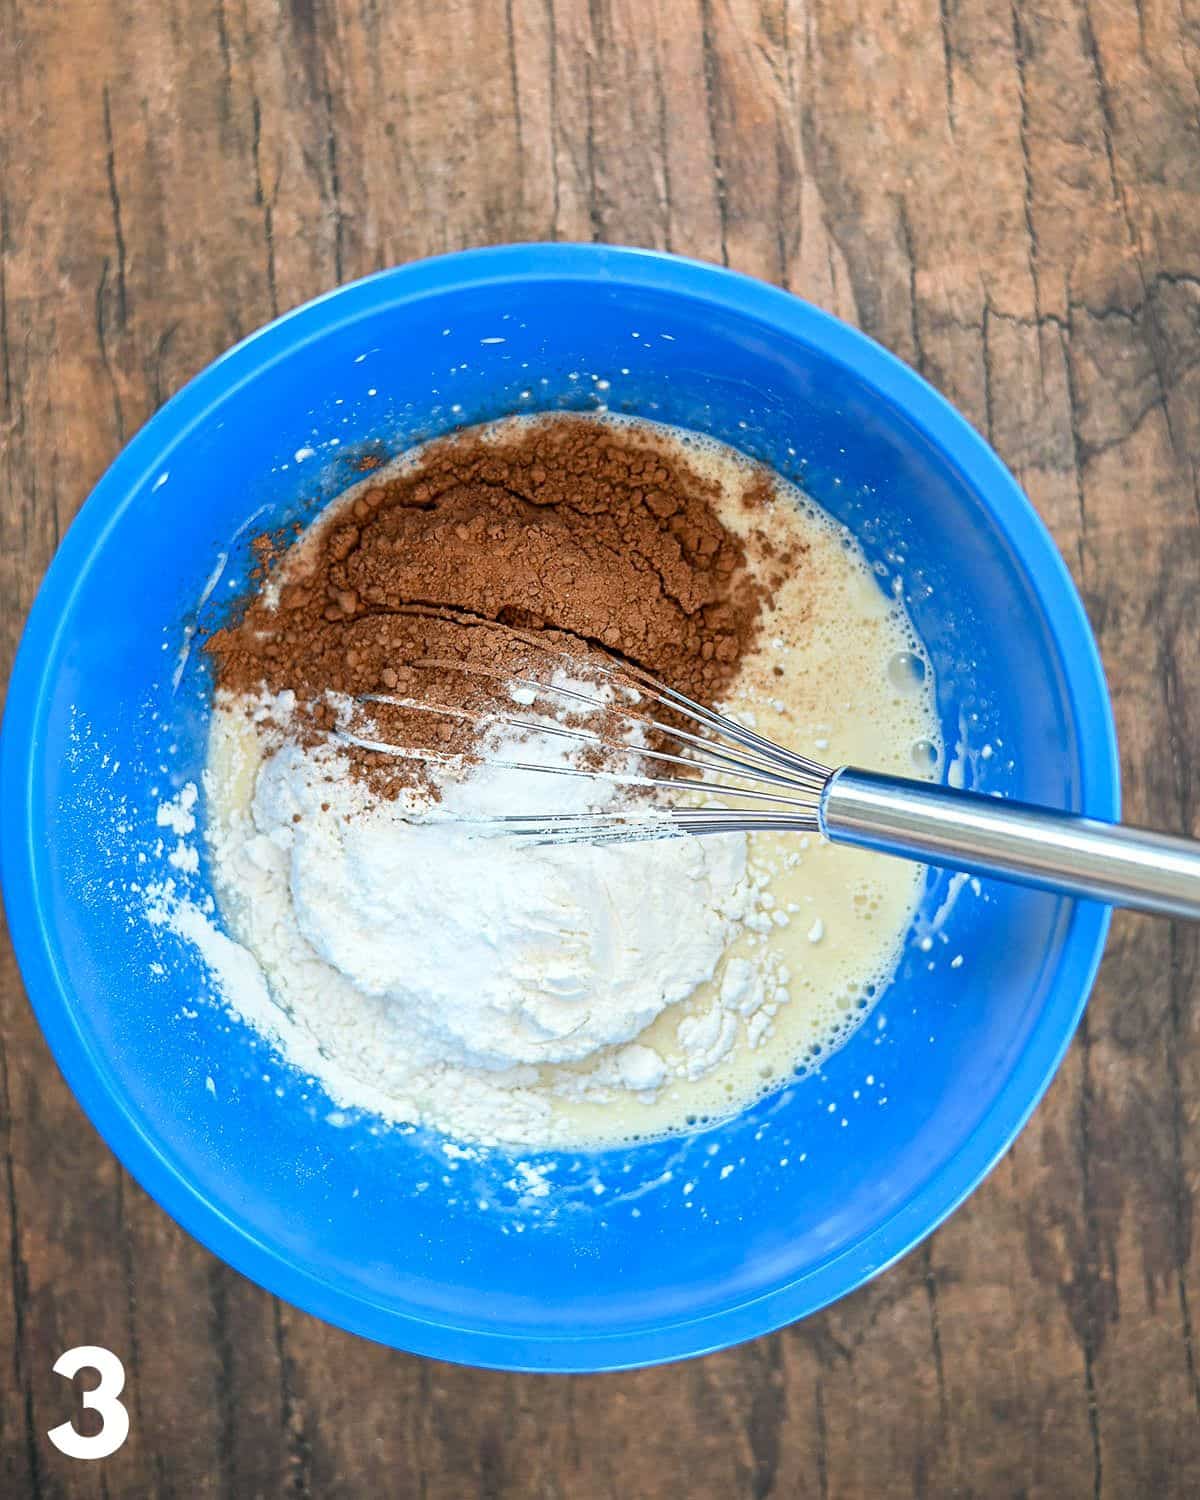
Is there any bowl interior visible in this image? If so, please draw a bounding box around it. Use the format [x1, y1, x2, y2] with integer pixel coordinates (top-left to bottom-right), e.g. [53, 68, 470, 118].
[1, 249, 1114, 1369]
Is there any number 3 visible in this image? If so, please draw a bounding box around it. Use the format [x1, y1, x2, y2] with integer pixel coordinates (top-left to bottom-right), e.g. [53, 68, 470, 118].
[46, 1347, 130, 1460]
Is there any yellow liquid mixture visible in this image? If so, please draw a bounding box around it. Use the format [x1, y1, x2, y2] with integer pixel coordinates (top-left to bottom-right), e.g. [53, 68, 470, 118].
[207, 417, 941, 1148]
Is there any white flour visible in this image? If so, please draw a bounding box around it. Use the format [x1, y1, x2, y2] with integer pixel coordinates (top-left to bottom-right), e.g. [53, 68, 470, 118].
[234, 692, 750, 1072]
[145, 679, 765, 1147]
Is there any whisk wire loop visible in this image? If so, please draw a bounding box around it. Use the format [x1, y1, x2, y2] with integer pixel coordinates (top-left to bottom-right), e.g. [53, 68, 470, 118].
[334, 633, 1200, 916]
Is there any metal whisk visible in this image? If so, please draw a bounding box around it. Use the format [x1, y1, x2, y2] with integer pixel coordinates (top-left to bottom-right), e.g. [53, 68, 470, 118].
[342, 646, 1200, 922]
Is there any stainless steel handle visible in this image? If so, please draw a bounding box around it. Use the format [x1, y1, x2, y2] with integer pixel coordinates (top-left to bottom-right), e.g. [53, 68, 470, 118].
[821, 768, 1200, 920]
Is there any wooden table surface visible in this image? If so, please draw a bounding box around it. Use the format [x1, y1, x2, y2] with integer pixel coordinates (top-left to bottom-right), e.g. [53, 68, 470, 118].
[2, 0, 1199, 1494]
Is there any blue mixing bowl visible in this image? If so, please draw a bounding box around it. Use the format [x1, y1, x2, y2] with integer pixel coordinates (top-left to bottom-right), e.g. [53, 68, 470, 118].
[0, 245, 1117, 1370]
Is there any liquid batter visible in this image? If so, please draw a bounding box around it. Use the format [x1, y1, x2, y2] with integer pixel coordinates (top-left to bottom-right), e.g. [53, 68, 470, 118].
[204, 415, 941, 1148]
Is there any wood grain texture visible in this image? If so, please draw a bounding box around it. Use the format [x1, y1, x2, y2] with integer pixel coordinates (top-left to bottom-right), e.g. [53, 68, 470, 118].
[2, 0, 1199, 1494]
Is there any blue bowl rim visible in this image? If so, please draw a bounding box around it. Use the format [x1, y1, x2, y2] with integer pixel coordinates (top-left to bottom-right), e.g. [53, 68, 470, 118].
[0, 243, 1118, 1372]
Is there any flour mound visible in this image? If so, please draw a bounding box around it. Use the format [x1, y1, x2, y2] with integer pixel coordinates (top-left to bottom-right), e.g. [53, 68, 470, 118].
[251, 736, 748, 1069]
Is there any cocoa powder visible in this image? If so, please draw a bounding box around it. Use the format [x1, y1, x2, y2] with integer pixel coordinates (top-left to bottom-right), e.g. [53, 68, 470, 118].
[207, 416, 767, 788]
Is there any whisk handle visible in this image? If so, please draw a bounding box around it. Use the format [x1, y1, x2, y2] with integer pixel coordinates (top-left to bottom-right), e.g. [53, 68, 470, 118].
[821, 768, 1200, 920]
